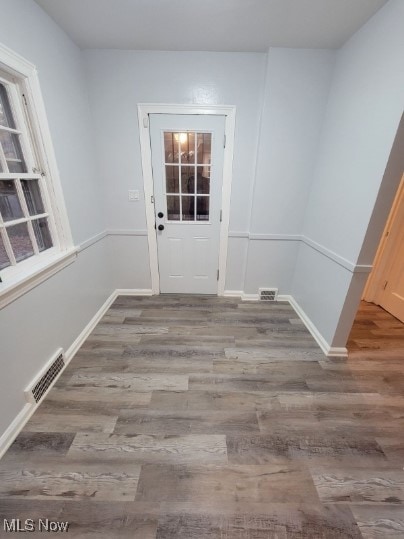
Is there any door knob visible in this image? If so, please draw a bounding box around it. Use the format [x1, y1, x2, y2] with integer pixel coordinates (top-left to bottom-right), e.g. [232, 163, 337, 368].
[158, 212, 164, 218]
[158, 224, 165, 231]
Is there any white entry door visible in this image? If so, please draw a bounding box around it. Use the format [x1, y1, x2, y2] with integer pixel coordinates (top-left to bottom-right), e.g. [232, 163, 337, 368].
[149, 114, 225, 294]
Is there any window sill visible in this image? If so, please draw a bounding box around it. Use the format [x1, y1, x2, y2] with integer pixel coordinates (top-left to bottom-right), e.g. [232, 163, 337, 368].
[0, 248, 78, 310]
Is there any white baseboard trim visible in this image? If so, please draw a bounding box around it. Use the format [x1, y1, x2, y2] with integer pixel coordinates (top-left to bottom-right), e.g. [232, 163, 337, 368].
[241, 293, 260, 301]
[283, 294, 348, 358]
[0, 403, 32, 460]
[223, 290, 244, 297]
[64, 290, 118, 361]
[223, 290, 347, 358]
[0, 288, 123, 460]
[115, 288, 153, 296]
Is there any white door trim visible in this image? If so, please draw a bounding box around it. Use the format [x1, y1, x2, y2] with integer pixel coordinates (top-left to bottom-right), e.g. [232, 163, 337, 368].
[138, 103, 236, 296]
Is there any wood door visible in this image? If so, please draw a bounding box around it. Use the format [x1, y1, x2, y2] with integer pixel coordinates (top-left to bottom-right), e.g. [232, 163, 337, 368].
[364, 174, 404, 322]
[149, 114, 225, 294]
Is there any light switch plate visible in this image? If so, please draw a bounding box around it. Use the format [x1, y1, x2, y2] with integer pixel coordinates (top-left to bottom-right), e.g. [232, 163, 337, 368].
[128, 190, 139, 201]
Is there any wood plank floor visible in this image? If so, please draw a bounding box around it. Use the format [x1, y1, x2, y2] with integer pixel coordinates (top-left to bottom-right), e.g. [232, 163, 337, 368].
[347, 300, 404, 360]
[1, 295, 404, 538]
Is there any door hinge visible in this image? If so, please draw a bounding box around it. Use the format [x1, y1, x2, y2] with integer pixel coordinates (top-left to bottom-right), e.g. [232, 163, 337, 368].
[220, 210, 222, 222]
[22, 93, 28, 106]
[143, 115, 149, 128]
[151, 195, 154, 203]
[223, 134, 226, 148]
[217, 269, 219, 281]
[383, 280, 388, 290]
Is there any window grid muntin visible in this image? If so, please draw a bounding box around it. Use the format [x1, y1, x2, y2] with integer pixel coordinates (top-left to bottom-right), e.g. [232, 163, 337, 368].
[0, 78, 55, 269]
[163, 130, 212, 223]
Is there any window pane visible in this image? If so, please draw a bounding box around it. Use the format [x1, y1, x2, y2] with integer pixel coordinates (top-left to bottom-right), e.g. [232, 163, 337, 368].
[196, 166, 210, 194]
[7, 222, 34, 262]
[167, 195, 180, 221]
[21, 179, 45, 215]
[165, 166, 179, 193]
[32, 217, 52, 252]
[0, 130, 23, 159]
[181, 132, 195, 164]
[0, 180, 24, 222]
[0, 233, 11, 269]
[7, 160, 26, 173]
[197, 196, 210, 221]
[0, 84, 15, 129]
[0, 131, 26, 172]
[197, 133, 211, 165]
[181, 166, 195, 194]
[182, 195, 195, 221]
[164, 132, 179, 163]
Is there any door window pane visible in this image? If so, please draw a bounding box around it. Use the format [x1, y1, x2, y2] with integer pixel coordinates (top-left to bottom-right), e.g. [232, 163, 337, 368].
[164, 132, 179, 163]
[21, 179, 45, 215]
[167, 195, 180, 220]
[181, 166, 195, 194]
[0, 233, 11, 269]
[180, 132, 195, 164]
[32, 217, 52, 252]
[197, 196, 210, 221]
[0, 180, 24, 222]
[7, 222, 34, 262]
[182, 196, 195, 221]
[163, 131, 212, 224]
[197, 133, 211, 165]
[196, 167, 210, 194]
[165, 166, 179, 193]
[0, 84, 15, 129]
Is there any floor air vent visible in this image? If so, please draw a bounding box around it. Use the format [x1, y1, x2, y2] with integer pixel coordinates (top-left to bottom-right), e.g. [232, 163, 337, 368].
[25, 349, 65, 404]
[259, 288, 278, 301]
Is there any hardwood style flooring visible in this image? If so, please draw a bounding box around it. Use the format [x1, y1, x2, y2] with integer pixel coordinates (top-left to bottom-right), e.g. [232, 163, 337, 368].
[1, 295, 404, 538]
[347, 301, 404, 360]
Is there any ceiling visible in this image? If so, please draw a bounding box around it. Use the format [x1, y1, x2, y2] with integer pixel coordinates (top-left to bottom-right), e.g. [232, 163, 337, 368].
[35, 0, 389, 51]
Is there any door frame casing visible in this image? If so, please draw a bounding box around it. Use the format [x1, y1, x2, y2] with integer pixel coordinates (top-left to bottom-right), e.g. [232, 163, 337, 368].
[137, 103, 236, 296]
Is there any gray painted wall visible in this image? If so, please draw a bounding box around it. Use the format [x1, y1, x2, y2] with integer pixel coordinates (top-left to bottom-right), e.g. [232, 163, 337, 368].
[83, 48, 336, 293]
[83, 49, 267, 290]
[292, 0, 404, 347]
[243, 48, 335, 294]
[0, 0, 112, 438]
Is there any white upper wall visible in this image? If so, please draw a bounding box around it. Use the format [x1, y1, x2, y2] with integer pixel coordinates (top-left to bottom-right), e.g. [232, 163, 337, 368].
[302, 0, 404, 265]
[0, 0, 104, 244]
[83, 50, 266, 233]
[250, 48, 335, 234]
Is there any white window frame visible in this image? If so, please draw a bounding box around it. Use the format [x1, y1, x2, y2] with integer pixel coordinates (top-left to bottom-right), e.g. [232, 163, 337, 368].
[0, 43, 76, 309]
